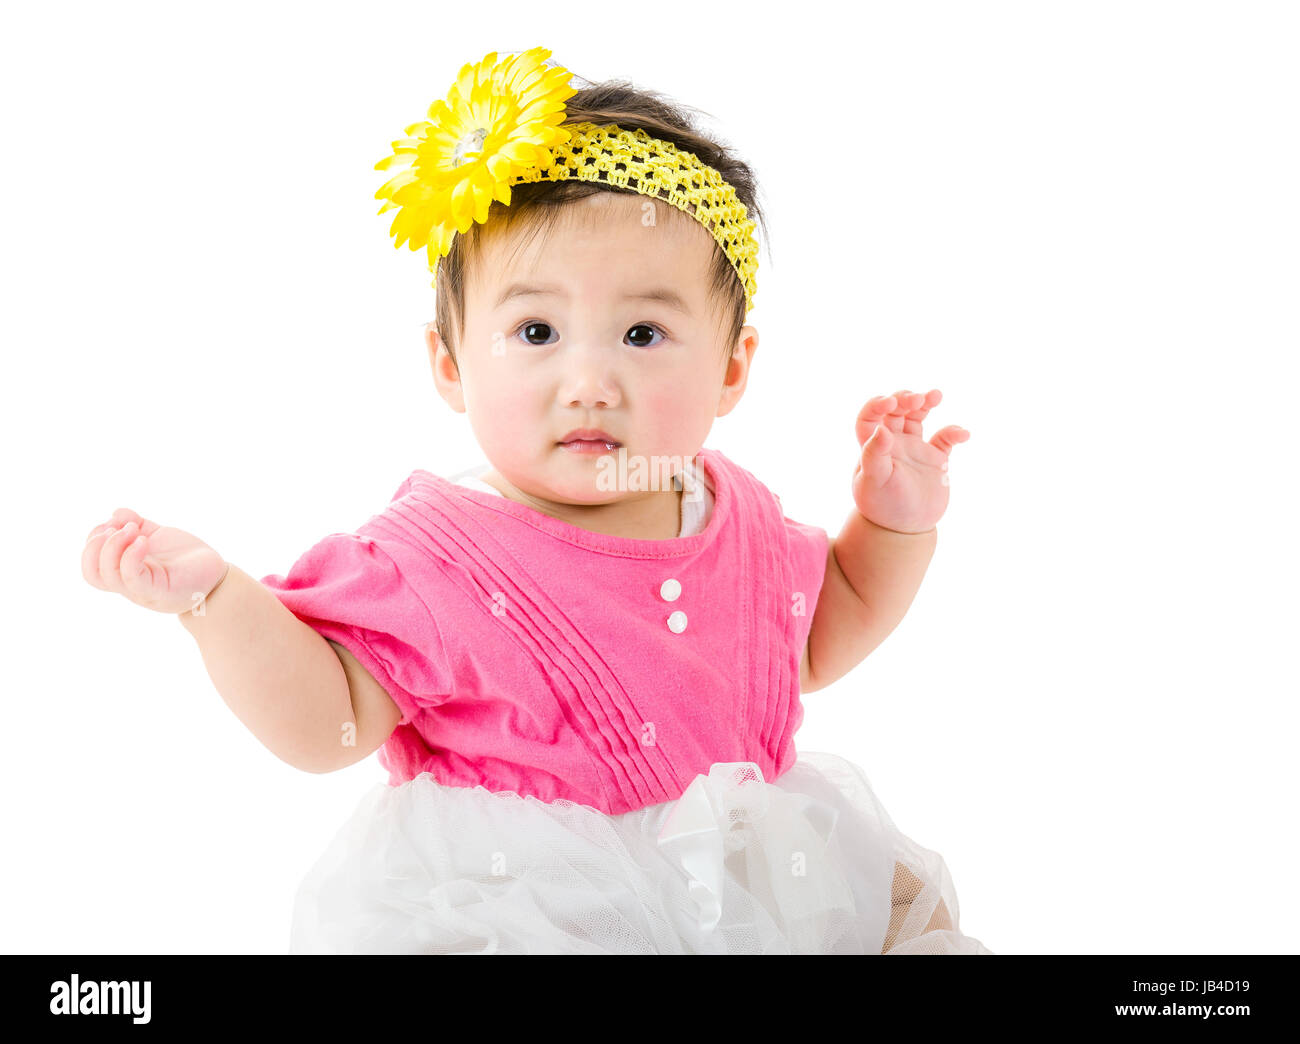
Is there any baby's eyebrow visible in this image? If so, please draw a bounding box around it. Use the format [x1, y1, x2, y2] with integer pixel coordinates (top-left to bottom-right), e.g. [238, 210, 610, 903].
[494, 282, 692, 315]
[627, 287, 692, 315]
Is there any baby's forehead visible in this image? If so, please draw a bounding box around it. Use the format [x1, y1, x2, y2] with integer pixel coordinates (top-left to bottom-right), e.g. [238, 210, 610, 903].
[502, 192, 707, 252]
[470, 201, 717, 303]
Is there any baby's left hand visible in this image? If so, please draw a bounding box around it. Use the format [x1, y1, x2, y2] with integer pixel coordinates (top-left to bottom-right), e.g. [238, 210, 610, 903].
[851, 389, 969, 534]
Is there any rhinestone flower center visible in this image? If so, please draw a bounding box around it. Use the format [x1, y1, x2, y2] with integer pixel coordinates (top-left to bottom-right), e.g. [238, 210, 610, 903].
[452, 128, 488, 167]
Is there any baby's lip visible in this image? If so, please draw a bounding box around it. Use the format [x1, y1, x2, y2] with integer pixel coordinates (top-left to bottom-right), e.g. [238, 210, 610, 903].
[558, 428, 622, 445]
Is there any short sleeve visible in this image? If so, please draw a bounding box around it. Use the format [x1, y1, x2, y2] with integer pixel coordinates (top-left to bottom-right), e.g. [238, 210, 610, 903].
[389, 474, 417, 502]
[258, 531, 453, 728]
[782, 514, 830, 650]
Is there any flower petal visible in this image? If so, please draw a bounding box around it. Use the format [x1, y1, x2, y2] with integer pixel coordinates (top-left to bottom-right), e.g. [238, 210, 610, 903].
[376, 48, 578, 276]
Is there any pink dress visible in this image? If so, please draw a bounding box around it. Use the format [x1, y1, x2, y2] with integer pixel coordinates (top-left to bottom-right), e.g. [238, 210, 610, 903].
[260, 447, 991, 954]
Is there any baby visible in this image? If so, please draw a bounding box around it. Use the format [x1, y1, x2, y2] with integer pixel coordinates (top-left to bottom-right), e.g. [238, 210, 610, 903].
[80, 47, 983, 954]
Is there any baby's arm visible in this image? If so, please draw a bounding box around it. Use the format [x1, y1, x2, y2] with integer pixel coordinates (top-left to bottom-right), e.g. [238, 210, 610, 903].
[81, 508, 394, 773]
[325, 639, 404, 763]
[803, 389, 964, 693]
[177, 565, 395, 773]
[801, 515, 936, 693]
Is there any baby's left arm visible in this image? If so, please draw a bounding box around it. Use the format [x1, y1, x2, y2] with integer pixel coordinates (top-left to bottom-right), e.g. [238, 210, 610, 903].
[801, 389, 969, 693]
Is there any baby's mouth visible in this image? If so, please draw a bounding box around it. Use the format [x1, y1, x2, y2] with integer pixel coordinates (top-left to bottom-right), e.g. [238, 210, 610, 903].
[557, 437, 622, 450]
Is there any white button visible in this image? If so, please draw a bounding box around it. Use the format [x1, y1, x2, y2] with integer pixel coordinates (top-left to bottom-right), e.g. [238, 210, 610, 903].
[667, 610, 687, 633]
[660, 578, 681, 601]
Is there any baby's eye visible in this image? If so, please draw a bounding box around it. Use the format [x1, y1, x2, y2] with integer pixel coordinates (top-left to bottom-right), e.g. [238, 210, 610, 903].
[626, 324, 665, 348]
[516, 321, 558, 346]
[513, 322, 667, 348]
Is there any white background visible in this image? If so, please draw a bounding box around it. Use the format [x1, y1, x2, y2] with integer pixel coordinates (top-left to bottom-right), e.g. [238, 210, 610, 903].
[4, 0, 1296, 955]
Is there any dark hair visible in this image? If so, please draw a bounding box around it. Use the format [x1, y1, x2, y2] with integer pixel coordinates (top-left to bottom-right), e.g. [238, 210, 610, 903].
[432, 73, 771, 370]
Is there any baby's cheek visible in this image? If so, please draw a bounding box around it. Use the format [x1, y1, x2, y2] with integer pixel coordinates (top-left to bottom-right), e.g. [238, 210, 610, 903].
[643, 384, 691, 423]
[642, 385, 714, 444]
[469, 373, 532, 425]
[464, 383, 537, 461]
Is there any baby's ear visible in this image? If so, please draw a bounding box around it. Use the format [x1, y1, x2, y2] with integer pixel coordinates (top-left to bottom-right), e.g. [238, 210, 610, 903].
[427, 332, 467, 413]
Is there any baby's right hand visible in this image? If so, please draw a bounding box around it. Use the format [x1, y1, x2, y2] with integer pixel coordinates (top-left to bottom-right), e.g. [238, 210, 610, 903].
[82, 508, 229, 615]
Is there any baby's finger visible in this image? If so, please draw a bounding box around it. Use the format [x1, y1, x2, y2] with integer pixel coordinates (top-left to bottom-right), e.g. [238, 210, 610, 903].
[900, 389, 941, 434]
[118, 529, 153, 595]
[81, 529, 113, 590]
[857, 426, 894, 486]
[100, 508, 154, 539]
[866, 419, 894, 446]
[97, 521, 140, 595]
[877, 389, 928, 426]
[904, 389, 940, 417]
[110, 507, 142, 527]
[929, 424, 970, 455]
[85, 510, 131, 543]
[113, 507, 161, 537]
[892, 388, 927, 417]
[859, 394, 897, 418]
[856, 396, 900, 444]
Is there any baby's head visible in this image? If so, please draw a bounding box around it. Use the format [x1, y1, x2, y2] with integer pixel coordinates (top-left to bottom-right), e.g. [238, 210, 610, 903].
[421, 77, 770, 518]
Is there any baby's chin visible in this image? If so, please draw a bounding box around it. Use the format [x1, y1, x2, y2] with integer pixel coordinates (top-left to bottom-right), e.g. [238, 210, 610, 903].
[490, 467, 624, 508]
[493, 446, 684, 503]
[537, 482, 627, 507]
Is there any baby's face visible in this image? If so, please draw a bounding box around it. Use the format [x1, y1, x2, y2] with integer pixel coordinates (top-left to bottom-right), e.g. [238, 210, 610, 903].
[429, 192, 756, 514]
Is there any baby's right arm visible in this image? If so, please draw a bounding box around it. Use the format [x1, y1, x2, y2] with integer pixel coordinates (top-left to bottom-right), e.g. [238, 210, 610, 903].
[82, 509, 399, 773]
[176, 563, 398, 773]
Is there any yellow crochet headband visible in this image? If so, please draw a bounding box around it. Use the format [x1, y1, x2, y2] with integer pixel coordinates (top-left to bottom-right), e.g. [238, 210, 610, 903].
[374, 46, 760, 312]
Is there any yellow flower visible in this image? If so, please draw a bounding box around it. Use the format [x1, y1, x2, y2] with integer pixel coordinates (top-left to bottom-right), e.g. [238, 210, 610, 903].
[375, 47, 577, 280]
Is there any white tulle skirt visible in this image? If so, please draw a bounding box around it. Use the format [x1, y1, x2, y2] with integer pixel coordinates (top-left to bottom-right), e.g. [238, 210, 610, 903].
[289, 751, 992, 954]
